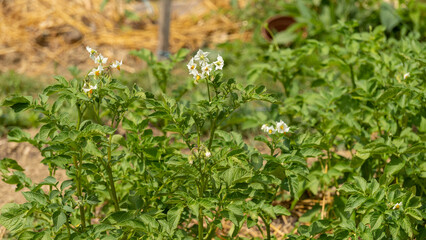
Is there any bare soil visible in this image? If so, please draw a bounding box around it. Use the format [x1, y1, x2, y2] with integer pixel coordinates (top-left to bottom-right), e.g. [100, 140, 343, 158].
[0, 129, 67, 208]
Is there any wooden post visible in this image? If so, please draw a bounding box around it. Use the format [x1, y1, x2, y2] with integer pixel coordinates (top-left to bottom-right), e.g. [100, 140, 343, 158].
[157, 0, 171, 59]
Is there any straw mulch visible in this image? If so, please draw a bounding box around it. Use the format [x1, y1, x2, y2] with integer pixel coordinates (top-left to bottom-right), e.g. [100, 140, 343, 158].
[0, 0, 251, 76]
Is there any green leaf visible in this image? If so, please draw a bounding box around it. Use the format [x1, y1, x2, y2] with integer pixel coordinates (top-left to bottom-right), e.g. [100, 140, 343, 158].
[221, 167, 248, 186]
[18, 231, 36, 240]
[54, 76, 69, 86]
[384, 158, 405, 176]
[41, 176, 57, 186]
[345, 195, 367, 213]
[369, 211, 384, 230]
[0, 158, 24, 171]
[0, 203, 28, 233]
[376, 87, 401, 103]
[117, 219, 146, 230]
[106, 211, 133, 224]
[261, 204, 276, 219]
[380, 3, 400, 32]
[299, 204, 321, 223]
[140, 214, 159, 229]
[60, 180, 73, 191]
[82, 123, 115, 135]
[403, 143, 426, 154]
[167, 205, 184, 234]
[22, 192, 47, 205]
[273, 30, 298, 45]
[419, 117, 426, 133]
[339, 182, 361, 194]
[228, 204, 244, 217]
[93, 223, 116, 234]
[273, 205, 291, 216]
[353, 176, 368, 193]
[309, 219, 331, 236]
[84, 140, 103, 158]
[122, 118, 137, 131]
[2, 96, 32, 112]
[215, 130, 232, 142]
[7, 128, 31, 142]
[406, 209, 422, 221]
[52, 211, 66, 232]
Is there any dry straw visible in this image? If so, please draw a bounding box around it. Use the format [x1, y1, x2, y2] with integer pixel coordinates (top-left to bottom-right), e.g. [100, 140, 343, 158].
[0, 0, 251, 76]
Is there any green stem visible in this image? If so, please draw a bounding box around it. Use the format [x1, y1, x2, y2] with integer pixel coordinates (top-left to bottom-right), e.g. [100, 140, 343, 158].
[206, 78, 211, 103]
[261, 215, 271, 240]
[74, 104, 86, 230]
[207, 116, 217, 150]
[349, 64, 356, 89]
[198, 207, 204, 240]
[198, 177, 204, 240]
[106, 116, 120, 212]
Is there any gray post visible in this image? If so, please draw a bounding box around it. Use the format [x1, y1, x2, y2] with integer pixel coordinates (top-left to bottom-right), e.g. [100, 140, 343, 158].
[157, 0, 171, 59]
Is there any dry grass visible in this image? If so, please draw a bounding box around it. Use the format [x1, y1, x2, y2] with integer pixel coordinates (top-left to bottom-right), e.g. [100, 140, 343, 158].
[0, 0, 251, 77]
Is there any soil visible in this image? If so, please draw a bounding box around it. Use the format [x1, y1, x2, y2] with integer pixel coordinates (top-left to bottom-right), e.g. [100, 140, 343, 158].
[0, 129, 67, 208]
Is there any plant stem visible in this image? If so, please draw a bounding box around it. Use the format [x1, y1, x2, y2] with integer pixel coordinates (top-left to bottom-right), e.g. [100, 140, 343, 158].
[207, 116, 217, 150]
[206, 78, 211, 103]
[106, 116, 120, 212]
[261, 215, 271, 240]
[198, 207, 204, 240]
[74, 105, 86, 230]
[349, 64, 356, 89]
[197, 176, 204, 240]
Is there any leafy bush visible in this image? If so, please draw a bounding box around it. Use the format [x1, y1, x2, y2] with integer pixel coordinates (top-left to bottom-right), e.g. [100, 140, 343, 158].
[1, 47, 316, 239]
[249, 20, 425, 239]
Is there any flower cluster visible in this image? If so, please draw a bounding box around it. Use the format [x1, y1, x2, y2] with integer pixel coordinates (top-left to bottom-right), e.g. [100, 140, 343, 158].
[261, 120, 290, 135]
[83, 46, 123, 94]
[187, 49, 224, 84]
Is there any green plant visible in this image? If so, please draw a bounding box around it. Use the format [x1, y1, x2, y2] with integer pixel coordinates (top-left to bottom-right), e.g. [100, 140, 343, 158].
[0, 46, 314, 239]
[248, 19, 425, 239]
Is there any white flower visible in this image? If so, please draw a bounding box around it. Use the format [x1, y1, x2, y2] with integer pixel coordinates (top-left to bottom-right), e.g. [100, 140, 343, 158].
[201, 63, 213, 78]
[261, 124, 269, 132]
[111, 60, 122, 71]
[94, 54, 108, 65]
[191, 70, 202, 84]
[266, 126, 276, 135]
[86, 46, 97, 59]
[82, 83, 97, 94]
[194, 49, 209, 64]
[392, 202, 402, 210]
[403, 72, 410, 79]
[213, 55, 224, 70]
[205, 151, 211, 158]
[187, 58, 198, 75]
[276, 120, 290, 134]
[89, 65, 104, 77]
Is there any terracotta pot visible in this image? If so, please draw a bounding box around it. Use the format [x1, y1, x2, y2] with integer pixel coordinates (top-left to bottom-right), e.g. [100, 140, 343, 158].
[261, 15, 297, 42]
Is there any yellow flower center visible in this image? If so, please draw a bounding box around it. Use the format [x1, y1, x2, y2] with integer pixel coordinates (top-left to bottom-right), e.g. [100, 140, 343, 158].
[117, 66, 120, 71]
[280, 125, 284, 130]
[196, 75, 201, 81]
[396, 205, 400, 209]
[269, 130, 272, 134]
[191, 65, 195, 69]
[95, 71, 100, 76]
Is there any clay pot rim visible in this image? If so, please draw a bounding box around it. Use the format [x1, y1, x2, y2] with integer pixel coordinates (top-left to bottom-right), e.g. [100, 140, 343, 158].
[261, 15, 297, 42]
